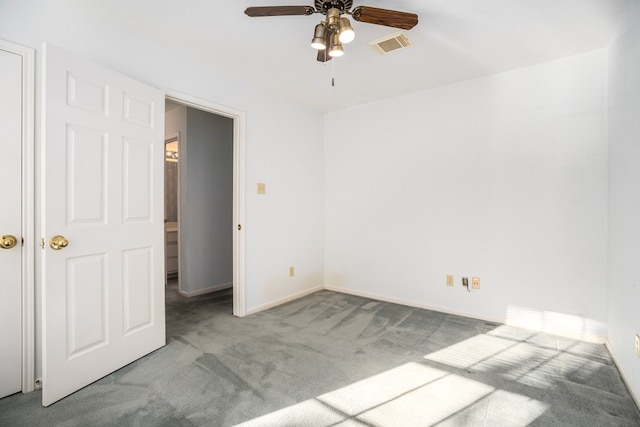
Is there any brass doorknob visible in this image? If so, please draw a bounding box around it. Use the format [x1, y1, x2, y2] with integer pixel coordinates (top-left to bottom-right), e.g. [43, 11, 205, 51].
[0, 235, 18, 249]
[49, 235, 69, 250]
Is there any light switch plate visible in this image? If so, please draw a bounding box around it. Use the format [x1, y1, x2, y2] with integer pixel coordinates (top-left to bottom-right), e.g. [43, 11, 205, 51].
[257, 182, 266, 194]
[446, 275, 454, 286]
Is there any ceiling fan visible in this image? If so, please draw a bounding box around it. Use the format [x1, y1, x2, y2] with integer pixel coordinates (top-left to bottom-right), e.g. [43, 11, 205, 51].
[244, 0, 419, 62]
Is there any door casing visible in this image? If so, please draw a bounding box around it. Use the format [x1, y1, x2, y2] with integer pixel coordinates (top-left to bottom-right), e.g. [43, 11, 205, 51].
[165, 91, 246, 317]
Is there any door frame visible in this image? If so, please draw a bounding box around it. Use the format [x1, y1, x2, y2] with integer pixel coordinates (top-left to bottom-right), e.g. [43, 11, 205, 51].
[0, 38, 36, 393]
[165, 91, 246, 317]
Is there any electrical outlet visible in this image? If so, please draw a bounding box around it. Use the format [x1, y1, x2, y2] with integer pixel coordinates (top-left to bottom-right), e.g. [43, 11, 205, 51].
[257, 182, 266, 194]
[446, 274, 454, 286]
[289, 266, 295, 277]
[462, 277, 468, 288]
[635, 335, 640, 358]
[472, 277, 480, 289]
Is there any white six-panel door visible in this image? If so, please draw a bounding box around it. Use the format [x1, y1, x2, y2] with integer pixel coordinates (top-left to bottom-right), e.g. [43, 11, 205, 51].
[42, 44, 166, 406]
[0, 45, 24, 400]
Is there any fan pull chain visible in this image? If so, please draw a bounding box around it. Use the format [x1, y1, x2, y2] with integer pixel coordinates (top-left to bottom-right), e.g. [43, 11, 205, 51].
[332, 58, 336, 87]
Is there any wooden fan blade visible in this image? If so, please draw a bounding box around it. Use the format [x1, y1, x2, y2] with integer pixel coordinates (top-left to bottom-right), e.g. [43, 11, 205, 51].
[351, 6, 418, 30]
[317, 49, 332, 62]
[244, 6, 315, 17]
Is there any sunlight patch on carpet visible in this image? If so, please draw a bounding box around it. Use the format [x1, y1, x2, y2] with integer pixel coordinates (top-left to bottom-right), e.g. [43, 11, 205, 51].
[236, 361, 548, 426]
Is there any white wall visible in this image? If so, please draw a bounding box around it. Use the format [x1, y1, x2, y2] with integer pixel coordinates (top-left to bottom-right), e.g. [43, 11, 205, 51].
[607, 0, 640, 403]
[0, 0, 325, 377]
[181, 108, 234, 294]
[325, 50, 609, 340]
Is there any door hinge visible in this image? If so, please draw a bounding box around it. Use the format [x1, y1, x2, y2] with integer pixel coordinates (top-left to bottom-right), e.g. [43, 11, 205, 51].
[237, 224, 242, 231]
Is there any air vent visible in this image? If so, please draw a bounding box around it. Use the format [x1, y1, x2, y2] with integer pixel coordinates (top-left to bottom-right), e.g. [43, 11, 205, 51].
[369, 31, 412, 55]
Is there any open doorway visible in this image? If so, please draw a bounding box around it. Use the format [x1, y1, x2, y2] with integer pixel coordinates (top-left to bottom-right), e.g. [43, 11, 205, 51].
[164, 94, 246, 318]
[164, 132, 179, 282]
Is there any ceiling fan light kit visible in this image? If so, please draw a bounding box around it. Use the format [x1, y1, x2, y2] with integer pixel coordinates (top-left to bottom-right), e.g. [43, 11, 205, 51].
[329, 32, 344, 57]
[338, 17, 355, 43]
[311, 24, 327, 49]
[244, 0, 418, 62]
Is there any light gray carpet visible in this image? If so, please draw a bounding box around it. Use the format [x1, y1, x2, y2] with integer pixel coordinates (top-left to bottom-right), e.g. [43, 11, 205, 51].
[1, 281, 639, 426]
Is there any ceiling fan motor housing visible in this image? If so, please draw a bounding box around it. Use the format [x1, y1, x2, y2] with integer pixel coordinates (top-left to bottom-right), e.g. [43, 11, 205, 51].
[315, 0, 353, 14]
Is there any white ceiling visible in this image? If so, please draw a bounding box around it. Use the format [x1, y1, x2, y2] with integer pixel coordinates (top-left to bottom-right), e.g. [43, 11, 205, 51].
[58, 0, 628, 112]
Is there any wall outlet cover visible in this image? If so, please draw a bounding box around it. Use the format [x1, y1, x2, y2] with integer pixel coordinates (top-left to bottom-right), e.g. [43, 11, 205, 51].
[472, 277, 480, 289]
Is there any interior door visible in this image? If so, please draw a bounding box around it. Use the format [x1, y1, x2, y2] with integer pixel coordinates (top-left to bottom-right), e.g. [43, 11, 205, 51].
[42, 43, 166, 406]
[0, 45, 23, 400]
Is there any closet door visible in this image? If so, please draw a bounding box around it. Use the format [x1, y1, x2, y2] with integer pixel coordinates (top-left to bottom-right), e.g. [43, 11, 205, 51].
[0, 44, 24, 400]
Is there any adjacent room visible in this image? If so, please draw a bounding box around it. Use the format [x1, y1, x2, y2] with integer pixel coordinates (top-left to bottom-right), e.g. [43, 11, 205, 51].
[0, 0, 639, 425]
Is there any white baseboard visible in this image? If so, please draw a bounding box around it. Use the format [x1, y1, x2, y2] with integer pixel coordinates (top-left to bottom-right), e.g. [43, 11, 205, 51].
[323, 284, 606, 343]
[245, 285, 324, 315]
[605, 340, 640, 411]
[178, 282, 232, 297]
[324, 284, 505, 324]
